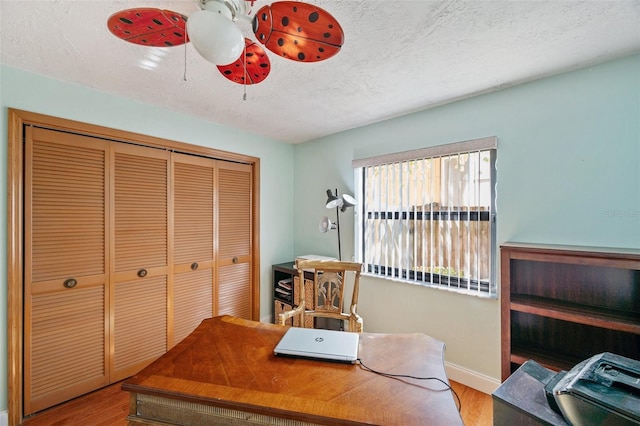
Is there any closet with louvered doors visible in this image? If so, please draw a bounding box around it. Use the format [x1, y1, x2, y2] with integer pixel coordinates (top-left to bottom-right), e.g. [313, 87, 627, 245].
[14, 109, 259, 422]
[24, 127, 110, 415]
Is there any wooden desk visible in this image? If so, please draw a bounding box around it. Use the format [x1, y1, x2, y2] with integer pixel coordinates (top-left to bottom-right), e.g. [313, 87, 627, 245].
[122, 315, 462, 425]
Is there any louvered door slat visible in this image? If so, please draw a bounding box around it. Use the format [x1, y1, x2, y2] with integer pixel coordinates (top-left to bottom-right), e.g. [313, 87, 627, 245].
[30, 289, 105, 388]
[217, 162, 252, 319]
[112, 144, 169, 381]
[174, 159, 214, 264]
[218, 263, 251, 319]
[113, 276, 167, 380]
[29, 132, 106, 282]
[172, 154, 215, 346]
[218, 167, 251, 259]
[25, 127, 108, 415]
[113, 147, 168, 272]
[173, 269, 213, 345]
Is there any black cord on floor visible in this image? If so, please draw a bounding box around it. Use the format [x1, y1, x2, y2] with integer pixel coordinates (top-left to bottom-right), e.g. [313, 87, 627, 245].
[357, 358, 462, 412]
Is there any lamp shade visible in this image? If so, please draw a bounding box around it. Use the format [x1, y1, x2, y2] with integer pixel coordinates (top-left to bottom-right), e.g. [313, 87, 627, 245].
[319, 216, 336, 233]
[187, 2, 244, 65]
[341, 193, 357, 211]
[325, 189, 343, 209]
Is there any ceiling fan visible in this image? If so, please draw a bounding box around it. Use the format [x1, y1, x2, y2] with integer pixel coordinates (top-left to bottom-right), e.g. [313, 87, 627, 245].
[107, 0, 344, 85]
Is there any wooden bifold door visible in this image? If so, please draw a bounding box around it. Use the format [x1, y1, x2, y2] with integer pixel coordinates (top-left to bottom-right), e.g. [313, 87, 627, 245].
[21, 122, 256, 416]
[25, 127, 111, 414]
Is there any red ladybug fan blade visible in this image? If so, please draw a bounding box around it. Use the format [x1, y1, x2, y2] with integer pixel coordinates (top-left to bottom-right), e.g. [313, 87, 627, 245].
[108, 8, 189, 47]
[253, 1, 344, 62]
[217, 38, 271, 85]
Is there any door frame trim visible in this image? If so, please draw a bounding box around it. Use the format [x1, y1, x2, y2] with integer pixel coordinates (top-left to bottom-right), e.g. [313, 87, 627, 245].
[7, 108, 261, 425]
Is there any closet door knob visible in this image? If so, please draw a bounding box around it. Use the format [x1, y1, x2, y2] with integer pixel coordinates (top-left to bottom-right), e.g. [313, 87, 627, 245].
[137, 269, 148, 278]
[191, 262, 199, 270]
[232, 257, 238, 264]
[63, 278, 77, 288]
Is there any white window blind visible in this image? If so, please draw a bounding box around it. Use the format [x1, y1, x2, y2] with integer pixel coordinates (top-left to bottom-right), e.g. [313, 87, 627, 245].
[353, 137, 497, 297]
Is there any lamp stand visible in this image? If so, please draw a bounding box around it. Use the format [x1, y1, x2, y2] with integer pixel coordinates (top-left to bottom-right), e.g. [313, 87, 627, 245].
[335, 194, 342, 261]
[323, 187, 355, 262]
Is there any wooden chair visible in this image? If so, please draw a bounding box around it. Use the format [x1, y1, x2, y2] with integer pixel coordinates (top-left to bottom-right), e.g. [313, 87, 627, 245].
[278, 259, 364, 332]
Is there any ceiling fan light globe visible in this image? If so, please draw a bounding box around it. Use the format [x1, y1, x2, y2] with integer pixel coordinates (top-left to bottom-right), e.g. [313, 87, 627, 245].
[187, 9, 244, 65]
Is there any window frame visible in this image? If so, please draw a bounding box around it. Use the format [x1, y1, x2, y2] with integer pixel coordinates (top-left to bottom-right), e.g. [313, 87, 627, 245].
[352, 137, 497, 298]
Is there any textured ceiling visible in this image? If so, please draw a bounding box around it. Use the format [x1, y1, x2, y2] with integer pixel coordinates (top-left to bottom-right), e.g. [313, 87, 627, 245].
[2, 0, 640, 144]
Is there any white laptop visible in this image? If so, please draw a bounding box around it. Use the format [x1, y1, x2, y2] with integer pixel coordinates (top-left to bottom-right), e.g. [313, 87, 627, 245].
[274, 327, 359, 364]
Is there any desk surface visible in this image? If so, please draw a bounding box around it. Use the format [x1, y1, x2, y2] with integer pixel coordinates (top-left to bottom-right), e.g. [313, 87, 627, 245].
[122, 315, 462, 425]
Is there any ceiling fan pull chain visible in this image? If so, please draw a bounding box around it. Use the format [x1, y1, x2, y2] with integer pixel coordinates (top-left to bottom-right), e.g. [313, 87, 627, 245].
[243, 43, 247, 100]
[183, 30, 188, 81]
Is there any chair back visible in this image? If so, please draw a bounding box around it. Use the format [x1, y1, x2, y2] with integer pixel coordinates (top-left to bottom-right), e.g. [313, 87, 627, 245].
[278, 259, 363, 332]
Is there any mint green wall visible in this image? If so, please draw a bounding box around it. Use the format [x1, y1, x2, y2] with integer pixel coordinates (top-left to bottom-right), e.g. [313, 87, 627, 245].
[293, 54, 640, 381]
[0, 65, 295, 413]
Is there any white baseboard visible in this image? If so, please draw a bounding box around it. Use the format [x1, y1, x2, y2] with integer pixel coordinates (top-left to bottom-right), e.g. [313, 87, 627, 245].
[0, 410, 8, 426]
[445, 362, 501, 395]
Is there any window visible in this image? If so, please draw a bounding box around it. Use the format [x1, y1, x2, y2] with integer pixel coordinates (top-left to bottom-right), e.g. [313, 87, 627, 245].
[353, 137, 497, 297]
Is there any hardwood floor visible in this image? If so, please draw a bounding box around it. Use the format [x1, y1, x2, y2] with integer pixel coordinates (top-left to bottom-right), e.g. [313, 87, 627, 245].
[21, 380, 492, 425]
[451, 380, 494, 426]
[21, 382, 130, 426]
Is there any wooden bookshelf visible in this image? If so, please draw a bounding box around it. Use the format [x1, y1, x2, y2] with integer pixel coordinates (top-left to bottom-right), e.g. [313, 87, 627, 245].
[500, 242, 640, 381]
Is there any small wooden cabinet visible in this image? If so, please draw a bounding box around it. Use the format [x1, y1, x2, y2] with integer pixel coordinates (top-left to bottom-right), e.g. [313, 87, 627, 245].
[273, 262, 297, 308]
[272, 262, 314, 327]
[500, 242, 640, 381]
